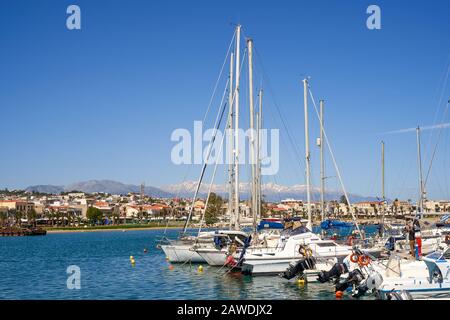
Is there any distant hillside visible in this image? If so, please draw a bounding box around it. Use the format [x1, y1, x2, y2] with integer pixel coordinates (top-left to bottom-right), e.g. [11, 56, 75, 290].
[24, 179, 382, 203]
[26, 180, 173, 198]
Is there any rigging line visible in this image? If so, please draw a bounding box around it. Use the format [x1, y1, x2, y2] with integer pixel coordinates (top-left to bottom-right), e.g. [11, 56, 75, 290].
[426, 57, 450, 157]
[202, 29, 237, 124]
[307, 86, 363, 238]
[252, 45, 305, 169]
[183, 86, 230, 233]
[184, 48, 248, 232]
[424, 101, 450, 188]
[197, 111, 230, 237]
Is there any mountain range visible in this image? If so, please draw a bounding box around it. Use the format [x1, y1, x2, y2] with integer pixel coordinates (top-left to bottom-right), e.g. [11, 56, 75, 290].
[24, 179, 382, 203]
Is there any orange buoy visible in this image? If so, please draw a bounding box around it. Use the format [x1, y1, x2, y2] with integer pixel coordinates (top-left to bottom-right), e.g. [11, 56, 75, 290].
[335, 291, 343, 299]
[168, 265, 174, 270]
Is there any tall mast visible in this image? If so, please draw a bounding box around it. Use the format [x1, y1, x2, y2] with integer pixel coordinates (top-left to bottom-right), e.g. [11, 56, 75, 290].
[381, 140, 385, 231]
[257, 89, 263, 222]
[381, 141, 385, 202]
[233, 24, 241, 230]
[228, 52, 235, 228]
[416, 126, 424, 217]
[303, 79, 312, 230]
[247, 38, 257, 230]
[319, 100, 325, 222]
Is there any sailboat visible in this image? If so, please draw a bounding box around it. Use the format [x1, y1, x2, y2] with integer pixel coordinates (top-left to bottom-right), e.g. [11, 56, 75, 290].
[160, 27, 246, 263]
[239, 79, 383, 276]
[194, 26, 284, 266]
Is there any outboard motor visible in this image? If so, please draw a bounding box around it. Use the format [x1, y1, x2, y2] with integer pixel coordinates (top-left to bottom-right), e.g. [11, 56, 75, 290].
[335, 269, 365, 292]
[281, 256, 316, 280]
[352, 271, 383, 298]
[317, 263, 349, 283]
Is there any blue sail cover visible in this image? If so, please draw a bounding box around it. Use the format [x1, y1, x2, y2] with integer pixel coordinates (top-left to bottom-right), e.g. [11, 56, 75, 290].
[320, 219, 354, 230]
[257, 220, 284, 231]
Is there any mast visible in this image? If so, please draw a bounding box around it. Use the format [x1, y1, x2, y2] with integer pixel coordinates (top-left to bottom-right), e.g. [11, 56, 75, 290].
[416, 126, 424, 217]
[247, 38, 257, 231]
[228, 52, 235, 228]
[233, 24, 241, 230]
[257, 89, 263, 222]
[381, 140, 385, 234]
[319, 100, 325, 222]
[381, 141, 385, 202]
[303, 78, 312, 230]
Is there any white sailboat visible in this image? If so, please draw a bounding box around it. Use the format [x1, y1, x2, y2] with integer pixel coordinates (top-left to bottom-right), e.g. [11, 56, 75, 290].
[161, 28, 241, 263]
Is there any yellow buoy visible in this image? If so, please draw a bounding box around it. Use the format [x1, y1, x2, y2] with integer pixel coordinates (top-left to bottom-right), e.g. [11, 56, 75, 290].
[198, 265, 204, 272]
[165, 256, 169, 261]
[129, 255, 134, 260]
[296, 278, 305, 285]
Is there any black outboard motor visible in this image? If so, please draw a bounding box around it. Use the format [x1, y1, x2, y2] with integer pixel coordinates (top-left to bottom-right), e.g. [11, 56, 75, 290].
[317, 263, 349, 283]
[335, 269, 365, 292]
[281, 256, 316, 280]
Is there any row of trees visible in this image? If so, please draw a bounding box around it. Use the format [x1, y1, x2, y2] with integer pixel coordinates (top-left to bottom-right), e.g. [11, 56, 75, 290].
[0, 209, 38, 227]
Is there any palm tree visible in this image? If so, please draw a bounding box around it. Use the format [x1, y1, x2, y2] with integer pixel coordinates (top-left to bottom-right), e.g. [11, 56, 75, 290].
[27, 209, 37, 227]
[0, 211, 7, 226]
[14, 210, 23, 226]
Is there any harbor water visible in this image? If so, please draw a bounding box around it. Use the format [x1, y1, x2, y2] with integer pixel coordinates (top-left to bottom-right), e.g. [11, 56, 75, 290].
[0, 227, 377, 300]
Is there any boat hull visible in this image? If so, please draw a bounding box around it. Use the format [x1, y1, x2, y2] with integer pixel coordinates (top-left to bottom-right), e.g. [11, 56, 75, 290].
[196, 249, 228, 266]
[161, 243, 205, 263]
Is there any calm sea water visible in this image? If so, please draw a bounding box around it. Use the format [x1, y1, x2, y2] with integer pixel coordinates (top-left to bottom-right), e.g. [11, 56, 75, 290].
[0, 227, 377, 300]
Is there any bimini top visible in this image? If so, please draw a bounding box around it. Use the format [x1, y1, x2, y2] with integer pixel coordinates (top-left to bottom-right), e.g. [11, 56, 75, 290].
[257, 220, 284, 231]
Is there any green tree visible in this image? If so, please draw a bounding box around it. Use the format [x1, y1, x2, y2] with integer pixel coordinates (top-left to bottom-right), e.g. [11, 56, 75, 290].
[0, 211, 7, 226]
[27, 209, 37, 227]
[14, 210, 23, 226]
[339, 195, 348, 205]
[204, 193, 223, 225]
[86, 207, 103, 225]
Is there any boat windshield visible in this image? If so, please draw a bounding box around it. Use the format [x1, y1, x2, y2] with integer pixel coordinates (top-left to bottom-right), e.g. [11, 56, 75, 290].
[282, 226, 311, 236]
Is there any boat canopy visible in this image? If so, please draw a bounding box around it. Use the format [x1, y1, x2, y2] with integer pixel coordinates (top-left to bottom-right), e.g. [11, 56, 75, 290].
[320, 219, 354, 230]
[257, 220, 284, 231]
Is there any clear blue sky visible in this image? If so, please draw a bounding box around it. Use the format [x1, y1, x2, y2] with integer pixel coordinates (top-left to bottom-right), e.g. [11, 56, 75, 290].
[1, 0, 450, 201]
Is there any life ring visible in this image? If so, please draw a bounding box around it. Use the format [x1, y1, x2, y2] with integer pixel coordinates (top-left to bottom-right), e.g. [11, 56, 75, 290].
[350, 253, 359, 263]
[358, 255, 371, 266]
[298, 246, 313, 257]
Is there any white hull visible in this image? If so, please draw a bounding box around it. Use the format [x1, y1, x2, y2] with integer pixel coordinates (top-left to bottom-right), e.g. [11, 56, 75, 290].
[196, 249, 228, 266]
[161, 243, 205, 263]
[379, 284, 450, 300]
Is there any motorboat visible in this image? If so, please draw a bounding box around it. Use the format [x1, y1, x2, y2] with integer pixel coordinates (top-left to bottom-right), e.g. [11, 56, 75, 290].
[240, 225, 382, 276]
